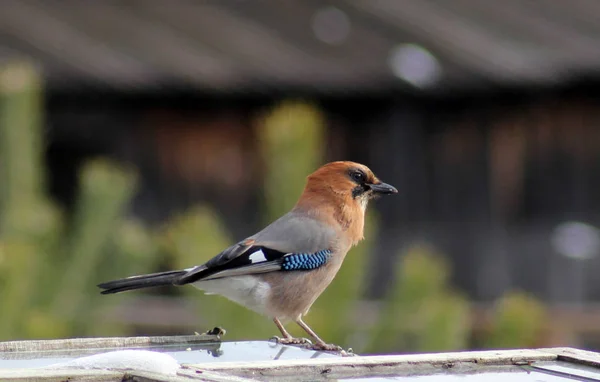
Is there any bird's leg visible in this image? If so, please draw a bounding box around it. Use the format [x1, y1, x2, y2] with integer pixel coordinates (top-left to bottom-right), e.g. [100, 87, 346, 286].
[296, 317, 343, 352]
[271, 317, 312, 345]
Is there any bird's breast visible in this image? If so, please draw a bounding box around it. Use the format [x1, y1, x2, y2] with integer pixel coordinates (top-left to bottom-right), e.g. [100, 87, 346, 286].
[260, 255, 346, 320]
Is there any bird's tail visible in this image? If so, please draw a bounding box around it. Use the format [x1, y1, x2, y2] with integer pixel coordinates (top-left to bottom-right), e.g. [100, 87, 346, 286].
[98, 270, 187, 294]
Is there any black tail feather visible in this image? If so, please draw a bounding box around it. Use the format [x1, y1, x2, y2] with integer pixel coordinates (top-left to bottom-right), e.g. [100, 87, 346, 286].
[98, 270, 187, 294]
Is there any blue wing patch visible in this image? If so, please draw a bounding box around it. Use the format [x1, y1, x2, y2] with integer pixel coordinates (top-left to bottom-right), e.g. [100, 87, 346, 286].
[282, 249, 332, 271]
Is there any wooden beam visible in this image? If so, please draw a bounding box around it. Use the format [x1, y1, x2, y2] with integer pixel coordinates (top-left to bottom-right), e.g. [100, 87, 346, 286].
[186, 348, 557, 379]
[0, 368, 122, 382]
[0, 334, 219, 353]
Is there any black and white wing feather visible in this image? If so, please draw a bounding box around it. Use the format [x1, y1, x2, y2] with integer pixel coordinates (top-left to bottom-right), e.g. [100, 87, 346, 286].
[176, 245, 332, 284]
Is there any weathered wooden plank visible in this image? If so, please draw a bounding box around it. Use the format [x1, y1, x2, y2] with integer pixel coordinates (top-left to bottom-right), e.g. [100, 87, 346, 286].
[0, 335, 219, 353]
[1, 343, 222, 361]
[6, 339, 600, 382]
[186, 348, 557, 380]
[0, 368, 123, 381]
[0, 368, 260, 382]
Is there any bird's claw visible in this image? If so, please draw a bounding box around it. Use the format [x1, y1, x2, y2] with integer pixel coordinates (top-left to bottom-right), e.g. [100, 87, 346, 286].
[311, 342, 344, 352]
[270, 336, 313, 345]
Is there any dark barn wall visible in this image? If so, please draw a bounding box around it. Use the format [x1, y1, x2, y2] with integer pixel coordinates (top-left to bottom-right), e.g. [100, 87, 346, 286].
[45, 87, 600, 304]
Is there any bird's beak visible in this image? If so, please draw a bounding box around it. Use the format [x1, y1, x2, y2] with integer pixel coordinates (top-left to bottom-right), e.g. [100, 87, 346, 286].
[368, 181, 398, 195]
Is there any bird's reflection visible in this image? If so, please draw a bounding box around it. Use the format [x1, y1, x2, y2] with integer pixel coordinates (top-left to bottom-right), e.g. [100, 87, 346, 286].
[184, 343, 223, 358]
[269, 342, 327, 360]
[273, 346, 289, 360]
[186, 341, 336, 361]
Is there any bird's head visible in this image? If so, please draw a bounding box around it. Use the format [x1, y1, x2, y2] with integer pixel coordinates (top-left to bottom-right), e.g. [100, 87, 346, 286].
[294, 161, 397, 245]
[297, 161, 397, 213]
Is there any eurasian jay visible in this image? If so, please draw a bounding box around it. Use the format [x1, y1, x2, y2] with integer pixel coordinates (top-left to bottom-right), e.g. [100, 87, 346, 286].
[98, 161, 397, 351]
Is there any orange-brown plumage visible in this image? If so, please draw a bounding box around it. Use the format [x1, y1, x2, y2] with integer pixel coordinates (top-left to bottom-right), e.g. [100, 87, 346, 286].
[294, 161, 387, 247]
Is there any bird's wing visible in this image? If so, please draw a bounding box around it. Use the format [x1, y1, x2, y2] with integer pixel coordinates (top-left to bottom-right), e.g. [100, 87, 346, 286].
[176, 212, 336, 284]
[180, 246, 333, 283]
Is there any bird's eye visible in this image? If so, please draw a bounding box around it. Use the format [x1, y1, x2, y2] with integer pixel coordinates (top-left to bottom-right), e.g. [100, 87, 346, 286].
[350, 170, 365, 183]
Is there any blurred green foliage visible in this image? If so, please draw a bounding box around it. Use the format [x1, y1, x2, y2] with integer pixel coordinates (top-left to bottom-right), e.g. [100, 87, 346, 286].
[367, 245, 471, 353]
[258, 101, 325, 223]
[0, 63, 549, 353]
[0, 62, 155, 339]
[483, 291, 547, 349]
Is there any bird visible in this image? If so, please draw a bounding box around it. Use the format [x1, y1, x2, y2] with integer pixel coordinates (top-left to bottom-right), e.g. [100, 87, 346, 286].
[98, 161, 397, 351]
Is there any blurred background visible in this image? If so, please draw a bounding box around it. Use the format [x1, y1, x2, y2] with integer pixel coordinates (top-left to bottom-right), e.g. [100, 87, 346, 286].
[1, 0, 600, 355]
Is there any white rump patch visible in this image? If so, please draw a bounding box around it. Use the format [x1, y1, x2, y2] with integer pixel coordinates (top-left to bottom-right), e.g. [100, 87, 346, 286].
[248, 249, 267, 263]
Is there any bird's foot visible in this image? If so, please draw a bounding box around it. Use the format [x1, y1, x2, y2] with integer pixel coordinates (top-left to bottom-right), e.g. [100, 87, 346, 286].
[312, 342, 356, 356]
[311, 341, 343, 352]
[270, 336, 313, 346]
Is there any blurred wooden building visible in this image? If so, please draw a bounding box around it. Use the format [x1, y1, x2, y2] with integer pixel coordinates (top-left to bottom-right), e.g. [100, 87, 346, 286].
[2, 0, 600, 306]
